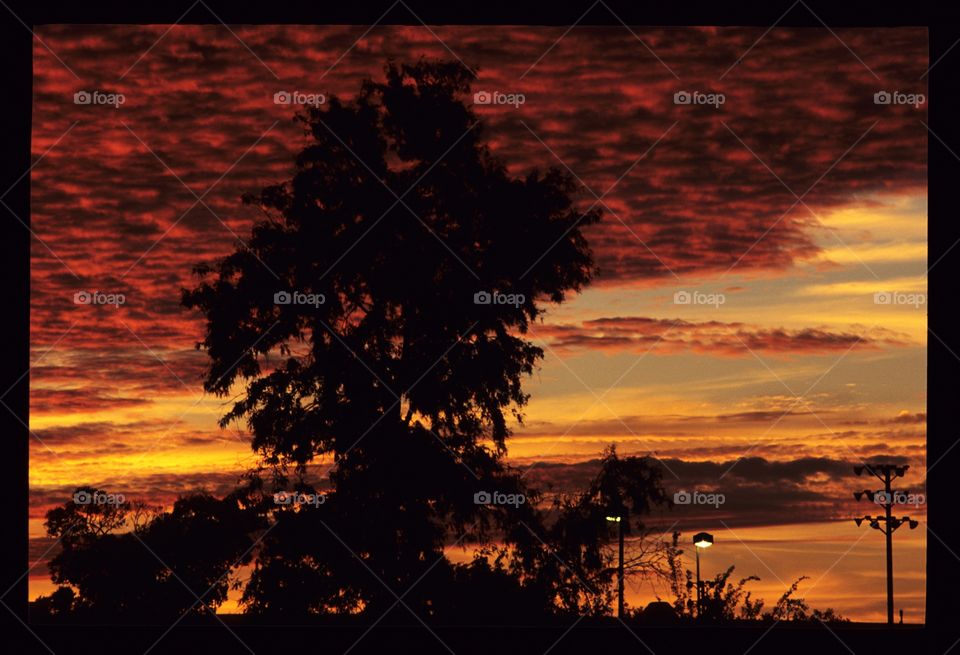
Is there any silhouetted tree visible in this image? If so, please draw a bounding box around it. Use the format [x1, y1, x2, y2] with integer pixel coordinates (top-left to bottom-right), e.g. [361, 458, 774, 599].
[182, 59, 601, 615]
[539, 446, 671, 615]
[36, 488, 264, 621]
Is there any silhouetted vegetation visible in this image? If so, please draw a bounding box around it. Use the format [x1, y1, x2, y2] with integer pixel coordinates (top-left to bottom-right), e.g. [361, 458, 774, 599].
[664, 531, 849, 624]
[35, 488, 264, 621]
[34, 59, 851, 629]
[36, 448, 674, 622]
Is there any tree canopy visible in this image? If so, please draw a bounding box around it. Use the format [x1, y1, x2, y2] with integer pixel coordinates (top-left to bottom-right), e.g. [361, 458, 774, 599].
[180, 59, 602, 612]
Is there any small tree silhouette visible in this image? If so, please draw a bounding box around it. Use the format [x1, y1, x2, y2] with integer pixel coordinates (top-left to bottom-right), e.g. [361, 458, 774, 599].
[546, 446, 672, 615]
[35, 489, 264, 621]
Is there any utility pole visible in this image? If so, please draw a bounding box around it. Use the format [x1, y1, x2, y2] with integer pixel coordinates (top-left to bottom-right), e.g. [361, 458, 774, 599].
[852, 463, 919, 625]
[617, 514, 625, 619]
[884, 466, 894, 625]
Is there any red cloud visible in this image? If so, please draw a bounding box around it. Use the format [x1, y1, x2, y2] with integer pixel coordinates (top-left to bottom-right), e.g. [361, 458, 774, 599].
[536, 316, 911, 356]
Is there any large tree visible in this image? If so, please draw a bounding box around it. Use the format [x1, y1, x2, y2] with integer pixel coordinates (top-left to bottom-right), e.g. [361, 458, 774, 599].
[182, 59, 601, 614]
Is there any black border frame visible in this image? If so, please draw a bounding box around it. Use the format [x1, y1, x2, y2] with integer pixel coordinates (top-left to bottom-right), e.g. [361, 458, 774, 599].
[2, 2, 955, 653]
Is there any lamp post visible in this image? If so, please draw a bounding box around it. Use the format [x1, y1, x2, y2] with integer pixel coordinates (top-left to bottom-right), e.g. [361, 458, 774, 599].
[853, 463, 918, 625]
[692, 532, 713, 619]
[606, 515, 625, 618]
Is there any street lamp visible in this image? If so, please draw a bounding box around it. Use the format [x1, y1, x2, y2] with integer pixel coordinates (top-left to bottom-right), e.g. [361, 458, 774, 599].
[607, 515, 625, 618]
[692, 532, 713, 618]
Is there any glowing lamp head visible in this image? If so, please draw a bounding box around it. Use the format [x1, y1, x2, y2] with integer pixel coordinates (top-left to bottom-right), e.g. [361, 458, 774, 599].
[693, 532, 714, 548]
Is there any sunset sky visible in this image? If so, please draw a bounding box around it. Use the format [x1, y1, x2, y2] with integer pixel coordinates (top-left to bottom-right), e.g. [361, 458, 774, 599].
[29, 24, 927, 621]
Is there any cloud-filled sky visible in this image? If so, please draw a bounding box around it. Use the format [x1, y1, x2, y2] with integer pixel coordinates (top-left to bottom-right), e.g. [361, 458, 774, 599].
[29, 24, 926, 621]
